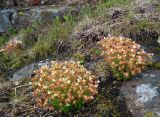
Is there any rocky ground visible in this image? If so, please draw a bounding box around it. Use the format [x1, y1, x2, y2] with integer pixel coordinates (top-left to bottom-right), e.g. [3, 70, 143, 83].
[0, 0, 160, 117]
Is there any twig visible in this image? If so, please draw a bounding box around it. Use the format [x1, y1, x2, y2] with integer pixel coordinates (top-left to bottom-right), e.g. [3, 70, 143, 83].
[14, 84, 31, 98]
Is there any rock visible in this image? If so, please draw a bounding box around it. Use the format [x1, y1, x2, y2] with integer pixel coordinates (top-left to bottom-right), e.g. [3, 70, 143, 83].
[0, 9, 16, 33]
[136, 84, 158, 103]
[10, 64, 34, 81]
[10, 59, 51, 81]
[0, 0, 55, 8]
[0, 6, 78, 32]
[120, 70, 160, 117]
[0, 0, 14, 8]
[35, 59, 51, 68]
[40, 7, 69, 23]
[0, 15, 9, 32]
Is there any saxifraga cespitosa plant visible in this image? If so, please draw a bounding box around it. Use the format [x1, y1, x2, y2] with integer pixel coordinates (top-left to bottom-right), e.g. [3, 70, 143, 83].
[0, 39, 22, 54]
[31, 61, 99, 113]
[98, 36, 153, 80]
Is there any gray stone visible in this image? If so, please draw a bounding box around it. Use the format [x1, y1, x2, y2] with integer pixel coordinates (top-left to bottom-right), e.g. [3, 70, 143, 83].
[10, 59, 51, 81]
[0, 14, 10, 33]
[10, 64, 34, 81]
[0, 9, 16, 33]
[36, 59, 51, 68]
[0, 0, 61, 8]
[120, 70, 160, 117]
[0, 6, 78, 32]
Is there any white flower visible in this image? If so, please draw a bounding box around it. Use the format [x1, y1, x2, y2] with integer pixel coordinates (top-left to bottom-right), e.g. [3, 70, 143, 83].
[62, 66, 66, 70]
[38, 83, 41, 86]
[62, 78, 66, 81]
[82, 79, 86, 83]
[132, 54, 135, 57]
[132, 45, 137, 49]
[89, 77, 93, 81]
[90, 96, 94, 99]
[71, 70, 75, 74]
[94, 84, 98, 88]
[47, 91, 51, 94]
[53, 94, 58, 97]
[66, 103, 71, 106]
[78, 76, 82, 80]
[67, 80, 71, 84]
[43, 86, 47, 89]
[40, 78, 42, 81]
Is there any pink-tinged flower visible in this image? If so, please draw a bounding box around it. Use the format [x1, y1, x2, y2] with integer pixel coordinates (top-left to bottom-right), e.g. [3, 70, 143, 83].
[31, 61, 99, 110]
[98, 36, 153, 80]
[1, 39, 22, 54]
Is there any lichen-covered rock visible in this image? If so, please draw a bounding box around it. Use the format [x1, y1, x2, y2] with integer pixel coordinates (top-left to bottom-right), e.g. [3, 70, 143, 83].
[120, 70, 160, 117]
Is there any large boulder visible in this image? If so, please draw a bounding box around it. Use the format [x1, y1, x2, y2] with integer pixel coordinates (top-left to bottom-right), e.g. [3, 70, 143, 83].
[120, 70, 160, 117]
